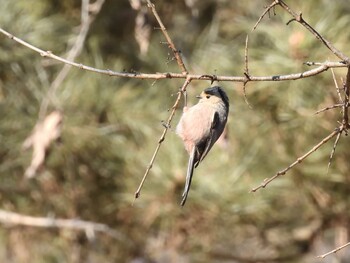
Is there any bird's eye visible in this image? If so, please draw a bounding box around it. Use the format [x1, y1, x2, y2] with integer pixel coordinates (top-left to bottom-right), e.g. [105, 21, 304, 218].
[206, 95, 210, 99]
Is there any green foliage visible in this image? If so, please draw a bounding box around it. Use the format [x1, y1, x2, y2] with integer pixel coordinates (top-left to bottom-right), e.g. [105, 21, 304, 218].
[0, 0, 350, 262]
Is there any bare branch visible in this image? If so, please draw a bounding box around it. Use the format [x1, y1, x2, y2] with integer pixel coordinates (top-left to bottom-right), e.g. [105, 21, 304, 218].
[0, 209, 128, 242]
[277, 0, 350, 63]
[330, 67, 344, 103]
[317, 241, 350, 259]
[326, 131, 342, 174]
[146, 0, 188, 74]
[243, 35, 253, 108]
[252, 0, 279, 31]
[251, 129, 340, 192]
[134, 77, 192, 200]
[342, 68, 350, 129]
[0, 28, 347, 83]
[314, 104, 343, 115]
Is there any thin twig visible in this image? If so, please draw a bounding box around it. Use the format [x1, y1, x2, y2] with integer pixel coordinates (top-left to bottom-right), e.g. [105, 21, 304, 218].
[314, 104, 343, 115]
[251, 129, 340, 192]
[342, 68, 350, 129]
[278, 0, 350, 63]
[304, 61, 345, 67]
[321, 67, 350, 176]
[244, 35, 250, 77]
[330, 67, 344, 103]
[0, 209, 128, 242]
[134, 77, 192, 200]
[146, 0, 188, 75]
[317, 241, 350, 258]
[326, 131, 342, 174]
[0, 28, 346, 83]
[252, 0, 279, 31]
[243, 35, 253, 108]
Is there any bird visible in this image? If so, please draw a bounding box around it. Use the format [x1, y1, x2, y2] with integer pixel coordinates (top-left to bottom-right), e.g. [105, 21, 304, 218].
[176, 86, 229, 206]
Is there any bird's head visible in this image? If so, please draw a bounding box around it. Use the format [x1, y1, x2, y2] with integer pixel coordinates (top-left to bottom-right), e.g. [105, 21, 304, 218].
[197, 86, 229, 109]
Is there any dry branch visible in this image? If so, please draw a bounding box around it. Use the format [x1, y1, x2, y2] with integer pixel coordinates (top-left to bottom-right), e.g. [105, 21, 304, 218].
[0, 209, 127, 242]
[252, 0, 279, 31]
[277, 0, 349, 63]
[146, 0, 188, 74]
[134, 77, 192, 200]
[314, 104, 343, 115]
[243, 35, 253, 108]
[318, 241, 350, 259]
[251, 129, 340, 192]
[0, 28, 347, 83]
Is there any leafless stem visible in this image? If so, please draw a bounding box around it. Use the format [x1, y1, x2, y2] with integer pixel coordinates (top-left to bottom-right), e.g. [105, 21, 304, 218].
[252, 0, 279, 31]
[326, 131, 342, 174]
[330, 67, 344, 103]
[134, 77, 192, 200]
[1, 28, 346, 83]
[251, 129, 339, 192]
[244, 35, 250, 76]
[277, 0, 350, 63]
[317, 241, 350, 259]
[243, 35, 253, 108]
[146, 0, 188, 75]
[0, 209, 127, 242]
[314, 104, 343, 115]
[342, 68, 350, 129]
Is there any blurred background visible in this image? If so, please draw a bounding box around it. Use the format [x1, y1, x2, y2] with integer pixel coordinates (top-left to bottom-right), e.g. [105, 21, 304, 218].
[1, 0, 350, 262]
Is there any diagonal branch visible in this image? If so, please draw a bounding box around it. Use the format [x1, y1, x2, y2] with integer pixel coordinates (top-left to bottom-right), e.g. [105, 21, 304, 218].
[278, 0, 350, 63]
[252, 0, 279, 31]
[146, 0, 188, 75]
[326, 131, 342, 174]
[134, 77, 192, 200]
[251, 129, 340, 192]
[317, 241, 350, 259]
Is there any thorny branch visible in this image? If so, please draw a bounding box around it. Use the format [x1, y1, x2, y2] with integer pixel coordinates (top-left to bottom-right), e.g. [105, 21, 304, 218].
[254, 0, 350, 63]
[0, 0, 348, 210]
[0, 27, 347, 83]
[243, 35, 253, 108]
[133, 1, 192, 199]
[342, 68, 350, 129]
[250, 129, 340, 192]
[314, 104, 343, 115]
[252, 0, 279, 31]
[146, 0, 188, 75]
[1, 0, 350, 257]
[251, 70, 350, 191]
[327, 131, 341, 174]
[134, 78, 192, 200]
[278, 0, 350, 63]
[250, 0, 350, 193]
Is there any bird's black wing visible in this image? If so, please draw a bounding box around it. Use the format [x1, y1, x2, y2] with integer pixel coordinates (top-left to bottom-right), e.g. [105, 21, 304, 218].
[195, 111, 219, 167]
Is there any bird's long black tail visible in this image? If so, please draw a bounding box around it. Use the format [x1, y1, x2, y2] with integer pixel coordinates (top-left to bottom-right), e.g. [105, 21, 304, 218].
[181, 147, 196, 206]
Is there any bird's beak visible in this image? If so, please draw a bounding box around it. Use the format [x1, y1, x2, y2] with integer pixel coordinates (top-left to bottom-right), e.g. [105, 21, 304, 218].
[196, 95, 201, 99]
